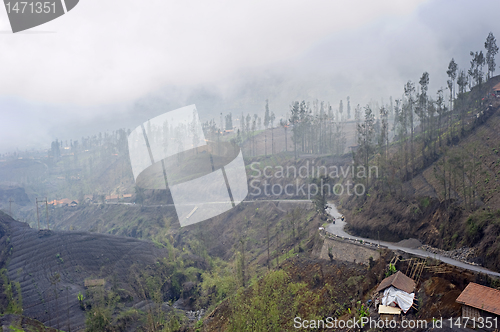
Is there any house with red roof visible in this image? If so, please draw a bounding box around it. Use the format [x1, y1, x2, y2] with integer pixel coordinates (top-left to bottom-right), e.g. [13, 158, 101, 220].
[456, 282, 500, 324]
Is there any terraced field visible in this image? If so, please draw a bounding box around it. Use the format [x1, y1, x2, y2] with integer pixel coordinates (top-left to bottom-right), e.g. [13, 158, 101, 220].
[2, 212, 167, 331]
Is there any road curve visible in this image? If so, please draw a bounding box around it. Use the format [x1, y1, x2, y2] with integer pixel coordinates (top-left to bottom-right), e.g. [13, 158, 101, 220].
[325, 203, 500, 278]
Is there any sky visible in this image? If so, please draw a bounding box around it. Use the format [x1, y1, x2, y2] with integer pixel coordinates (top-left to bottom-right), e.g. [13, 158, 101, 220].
[0, 0, 499, 152]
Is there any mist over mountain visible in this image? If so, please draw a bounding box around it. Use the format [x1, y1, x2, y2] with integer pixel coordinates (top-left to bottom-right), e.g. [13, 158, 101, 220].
[2, 1, 500, 153]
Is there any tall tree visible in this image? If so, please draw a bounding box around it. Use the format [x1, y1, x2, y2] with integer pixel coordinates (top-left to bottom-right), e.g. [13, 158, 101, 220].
[346, 96, 351, 119]
[237, 237, 246, 287]
[378, 105, 389, 188]
[354, 104, 362, 125]
[457, 70, 468, 135]
[417, 72, 430, 163]
[339, 100, 344, 122]
[264, 99, 270, 129]
[435, 88, 446, 149]
[446, 58, 458, 111]
[270, 111, 276, 154]
[290, 102, 300, 159]
[485, 32, 499, 80]
[280, 119, 288, 152]
[252, 115, 257, 156]
[468, 51, 485, 87]
[404, 81, 416, 179]
[264, 100, 270, 155]
[356, 105, 375, 191]
[225, 113, 233, 130]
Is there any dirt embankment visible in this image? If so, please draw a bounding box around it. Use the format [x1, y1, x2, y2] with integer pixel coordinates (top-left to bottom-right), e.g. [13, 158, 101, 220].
[314, 234, 380, 265]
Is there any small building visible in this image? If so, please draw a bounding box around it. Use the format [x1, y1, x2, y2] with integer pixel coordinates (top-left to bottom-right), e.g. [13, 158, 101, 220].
[376, 271, 416, 294]
[456, 283, 500, 323]
[376, 271, 416, 315]
[122, 194, 133, 201]
[105, 194, 119, 202]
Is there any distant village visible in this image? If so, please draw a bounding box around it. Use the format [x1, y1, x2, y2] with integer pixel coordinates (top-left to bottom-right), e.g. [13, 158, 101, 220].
[47, 193, 133, 207]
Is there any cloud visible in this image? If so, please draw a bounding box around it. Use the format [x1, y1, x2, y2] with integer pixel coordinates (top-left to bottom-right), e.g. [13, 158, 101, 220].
[0, 0, 426, 105]
[2, 0, 500, 152]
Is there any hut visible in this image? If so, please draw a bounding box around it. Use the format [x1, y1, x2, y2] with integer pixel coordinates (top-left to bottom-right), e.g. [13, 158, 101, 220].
[456, 282, 500, 325]
[376, 271, 416, 316]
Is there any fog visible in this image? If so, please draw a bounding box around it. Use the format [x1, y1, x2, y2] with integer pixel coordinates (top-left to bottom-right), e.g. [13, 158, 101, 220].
[0, 0, 499, 152]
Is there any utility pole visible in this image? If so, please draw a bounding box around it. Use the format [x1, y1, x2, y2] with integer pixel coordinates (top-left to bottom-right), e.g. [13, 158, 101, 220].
[8, 198, 12, 215]
[45, 197, 49, 230]
[35, 198, 40, 230]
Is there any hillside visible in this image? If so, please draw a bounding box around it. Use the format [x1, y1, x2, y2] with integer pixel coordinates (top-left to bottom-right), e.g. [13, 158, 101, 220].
[1, 74, 500, 330]
[202, 242, 499, 332]
[0, 210, 182, 330]
[340, 77, 500, 272]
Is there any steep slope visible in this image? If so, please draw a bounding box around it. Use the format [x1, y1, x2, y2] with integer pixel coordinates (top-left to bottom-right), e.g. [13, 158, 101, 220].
[0, 211, 168, 331]
[341, 78, 500, 271]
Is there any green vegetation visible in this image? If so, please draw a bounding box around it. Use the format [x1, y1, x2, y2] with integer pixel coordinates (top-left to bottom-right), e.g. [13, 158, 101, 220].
[84, 285, 120, 332]
[55, 253, 64, 264]
[228, 269, 306, 331]
[0, 268, 23, 315]
[385, 263, 397, 277]
[204, 257, 379, 332]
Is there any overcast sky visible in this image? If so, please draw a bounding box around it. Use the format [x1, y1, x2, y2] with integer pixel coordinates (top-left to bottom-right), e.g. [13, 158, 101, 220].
[1, 0, 499, 152]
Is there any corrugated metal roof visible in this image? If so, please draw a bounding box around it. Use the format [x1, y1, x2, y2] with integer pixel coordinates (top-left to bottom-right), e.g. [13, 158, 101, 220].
[376, 271, 415, 294]
[493, 82, 500, 91]
[456, 283, 500, 316]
